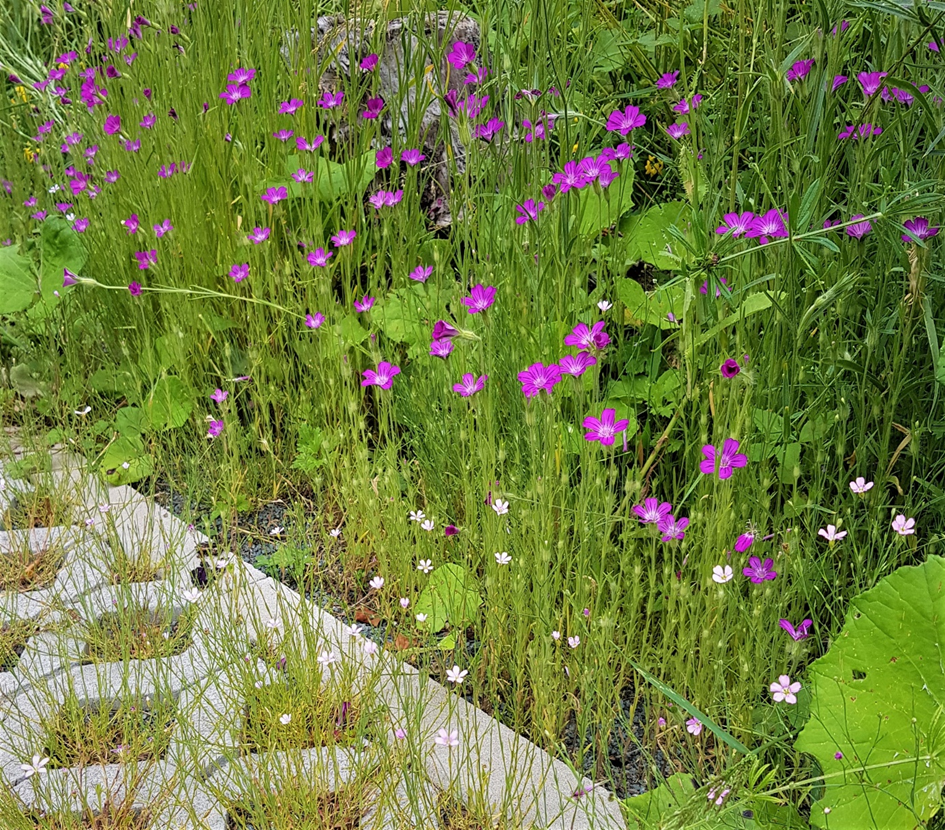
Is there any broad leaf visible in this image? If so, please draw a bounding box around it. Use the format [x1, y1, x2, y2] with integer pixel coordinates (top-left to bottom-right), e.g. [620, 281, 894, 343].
[618, 279, 685, 330]
[796, 556, 945, 829]
[144, 376, 192, 431]
[0, 247, 36, 314]
[577, 171, 635, 237]
[36, 217, 86, 313]
[620, 201, 691, 270]
[99, 435, 154, 485]
[415, 563, 482, 633]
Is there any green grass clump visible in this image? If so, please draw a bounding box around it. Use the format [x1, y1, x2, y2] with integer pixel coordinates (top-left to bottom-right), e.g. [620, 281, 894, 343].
[0, 538, 66, 592]
[81, 604, 194, 663]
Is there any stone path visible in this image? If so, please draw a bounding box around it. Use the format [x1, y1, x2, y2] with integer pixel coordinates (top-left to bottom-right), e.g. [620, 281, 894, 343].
[0, 439, 626, 829]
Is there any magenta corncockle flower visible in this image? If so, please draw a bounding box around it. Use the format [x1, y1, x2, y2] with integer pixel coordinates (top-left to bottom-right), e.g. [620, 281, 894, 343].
[368, 189, 403, 209]
[63, 269, 79, 287]
[318, 91, 343, 109]
[633, 498, 673, 525]
[672, 94, 703, 114]
[831, 74, 848, 91]
[453, 373, 487, 397]
[273, 129, 294, 142]
[361, 97, 385, 119]
[104, 170, 120, 183]
[743, 556, 777, 583]
[564, 321, 610, 351]
[31, 211, 47, 221]
[229, 263, 249, 282]
[219, 83, 251, 105]
[158, 163, 178, 178]
[127, 281, 142, 296]
[247, 227, 270, 244]
[930, 41, 942, 53]
[376, 147, 394, 168]
[666, 122, 690, 139]
[720, 358, 741, 377]
[656, 71, 679, 89]
[430, 339, 454, 358]
[735, 532, 754, 552]
[72, 218, 89, 233]
[122, 214, 139, 234]
[780, 618, 813, 641]
[838, 123, 882, 140]
[823, 219, 842, 230]
[716, 211, 756, 238]
[748, 208, 788, 244]
[518, 362, 561, 397]
[401, 149, 426, 166]
[296, 136, 324, 152]
[103, 114, 121, 135]
[447, 41, 476, 69]
[542, 183, 559, 201]
[207, 419, 224, 439]
[552, 161, 591, 193]
[515, 199, 545, 224]
[331, 230, 356, 247]
[227, 67, 256, 83]
[466, 66, 489, 84]
[846, 215, 872, 239]
[786, 59, 814, 82]
[606, 105, 646, 135]
[902, 217, 939, 242]
[305, 312, 324, 329]
[153, 219, 173, 238]
[55, 202, 74, 214]
[211, 388, 228, 403]
[832, 19, 849, 34]
[306, 247, 332, 267]
[857, 71, 887, 97]
[881, 86, 921, 105]
[432, 320, 459, 340]
[410, 265, 432, 282]
[279, 98, 304, 114]
[657, 514, 689, 542]
[700, 439, 748, 479]
[354, 295, 375, 312]
[361, 361, 400, 389]
[559, 352, 597, 376]
[134, 249, 157, 269]
[140, 112, 156, 129]
[462, 284, 496, 314]
[582, 408, 630, 446]
[578, 155, 611, 181]
[457, 93, 489, 119]
[523, 116, 555, 142]
[360, 53, 379, 71]
[292, 169, 314, 183]
[475, 118, 505, 141]
[444, 524, 459, 537]
[124, 139, 141, 152]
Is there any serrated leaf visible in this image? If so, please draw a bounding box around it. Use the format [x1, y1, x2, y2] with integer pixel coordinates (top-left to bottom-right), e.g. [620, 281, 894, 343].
[796, 556, 945, 829]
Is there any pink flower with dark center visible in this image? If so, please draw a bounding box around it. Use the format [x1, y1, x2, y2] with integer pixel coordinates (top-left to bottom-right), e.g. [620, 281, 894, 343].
[462, 284, 496, 314]
[361, 362, 400, 389]
[583, 408, 629, 446]
[779, 619, 812, 641]
[518, 363, 561, 397]
[716, 212, 756, 238]
[700, 439, 748, 479]
[475, 118, 505, 141]
[331, 230, 356, 247]
[229, 264, 249, 282]
[720, 359, 741, 378]
[453, 373, 487, 397]
[361, 97, 385, 119]
[901, 217, 939, 242]
[558, 352, 597, 376]
[657, 514, 689, 541]
[307, 248, 332, 267]
[743, 556, 777, 583]
[606, 105, 646, 135]
[632, 498, 672, 525]
[447, 41, 476, 69]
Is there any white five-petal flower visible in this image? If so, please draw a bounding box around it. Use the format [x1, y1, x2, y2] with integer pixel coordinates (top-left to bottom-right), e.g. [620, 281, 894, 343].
[770, 674, 802, 704]
[20, 754, 49, 778]
[492, 499, 510, 516]
[445, 665, 468, 684]
[712, 565, 734, 584]
[494, 551, 512, 565]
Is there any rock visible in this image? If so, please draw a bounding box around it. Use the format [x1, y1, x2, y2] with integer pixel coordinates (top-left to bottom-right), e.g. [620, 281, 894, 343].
[282, 12, 482, 228]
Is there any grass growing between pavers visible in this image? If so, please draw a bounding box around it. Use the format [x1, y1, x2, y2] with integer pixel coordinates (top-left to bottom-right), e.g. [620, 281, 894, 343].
[225, 780, 373, 830]
[3, 487, 76, 533]
[0, 537, 68, 593]
[0, 618, 42, 673]
[80, 604, 194, 664]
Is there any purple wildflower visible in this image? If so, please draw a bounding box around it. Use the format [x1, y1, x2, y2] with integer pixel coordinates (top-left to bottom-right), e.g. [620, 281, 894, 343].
[128, 281, 142, 296]
[564, 321, 610, 351]
[832, 75, 848, 91]
[518, 363, 562, 398]
[515, 199, 545, 224]
[582, 408, 630, 446]
[657, 514, 689, 542]
[748, 208, 788, 244]
[361, 97, 385, 119]
[305, 312, 324, 329]
[247, 227, 270, 244]
[453, 373, 487, 397]
[272, 129, 294, 142]
[103, 115, 121, 135]
[558, 352, 597, 376]
[360, 54, 379, 71]
[376, 147, 394, 168]
[553, 161, 591, 193]
[606, 105, 646, 135]
[219, 84, 251, 105]
[134, 249, 157, 269]
[318, 91, 343, 109]
[432, 321, 459, 341]
[700, 439, 748, 479]
[331, 230, 357, 247]
[63, 269, 79, 287]
[838, 123, 882, 140]
[121, 214, 139, 234]
[462, 284, 496, 314]
[279, 98, 304, 114]
[666, 122, 690, 139]
[633, 499, 673, 525]
[475, 118, 505, 141]
[672, 95, 703, 114]
[362, 362, 400, 389]
[229, 264, 249, 283]
[401, 149, 426, 166]
[779, 619, 813, 641]
[720, 359, 741, 378]
[743, 557, 777, 583]
[716, 212, 756, 238]
[207, 420, 224, 439]
[410, 265, 432, 282]
[846, 215, 872, 239]
[296, 136, 324, 152]
[735, 532, 754, 552]
[292, 169, 313, 183]
[786, 59, 814, 82]
[307, 248, 332, 267]
[153, 219, 173, 238]
[857, 71, 887, 97]
[901, 217, 939, 242]
[430, 340, 454, 359]
[656, 71, 679, 89]
[447, 41, 476, 69]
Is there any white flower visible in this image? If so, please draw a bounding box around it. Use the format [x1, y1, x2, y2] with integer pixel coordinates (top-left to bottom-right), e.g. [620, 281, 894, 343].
[712, 565, 734, 584]
[416, 613, 428, 623]
[420, 519, 435, 532]
[770, 674, 802, 704]
[20, 754, 49, 778]
[597, 299, 613, 312]
[347, 624, 363, 638]
[494, 551, 512, 565]
[417, 559, 433, 574]
[445, 665, 468, 684]
[567, 636, 580, 649]
[362, 640, 379, 655]
[212, 556, 232, 569]
[492, 498, 509, 516]
[254, 680, 264, 689]
[409, 510, 426, 522]
[329, 528, 341, 538]
[686, 717, 703, 736]
[369, 576, 384, 590]
[73, 406, 91, 415]
[892, 514, 916, 536]
[817, 525, 847, 542]
[849, 477, 874, 494]
[181, 587, 201, 603]
[399, 597, 410, 609]
[265, 617, 282, 631]
[268, 526, 283, 536]
[434, 728, 459, 748]
[551, 630, 561, 641]
[317, 650, 337, 667]
[98, 504, 111, 514]
[279, 713, 292, 725]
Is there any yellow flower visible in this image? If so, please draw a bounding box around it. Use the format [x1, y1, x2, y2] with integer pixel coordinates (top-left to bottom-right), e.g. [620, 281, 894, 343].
[23, 146, 36, 162]
[14, 86, 28, 103]
[645, 155, 664, 177]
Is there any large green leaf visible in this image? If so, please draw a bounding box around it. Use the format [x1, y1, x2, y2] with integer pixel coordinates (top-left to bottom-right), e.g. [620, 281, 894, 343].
[144, 376, 193, 431]
[577, 171, 636, 237]
[377, 288, 427, 358]
[263, 150, 378, 202]
[796, 556, 945, 829]
[617, 278, 686, 330]
[99, 435, 154, 485]
[36, 217, 86, 313]
[0, 247, 37, 314]
[415, 563, 482, 633]
[620, 201, 691, 270]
